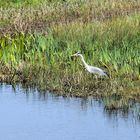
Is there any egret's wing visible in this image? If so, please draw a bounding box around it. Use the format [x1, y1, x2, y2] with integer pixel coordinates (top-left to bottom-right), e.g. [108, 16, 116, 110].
[89, 66, 107, 76]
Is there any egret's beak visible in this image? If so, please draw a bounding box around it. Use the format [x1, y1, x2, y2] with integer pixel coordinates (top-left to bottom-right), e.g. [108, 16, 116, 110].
[71, 53, 78, 57]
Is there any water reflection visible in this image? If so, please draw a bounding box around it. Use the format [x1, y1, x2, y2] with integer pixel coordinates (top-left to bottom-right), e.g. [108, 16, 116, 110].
[10, 84, 140, 122]
[0, 84, 140, 140]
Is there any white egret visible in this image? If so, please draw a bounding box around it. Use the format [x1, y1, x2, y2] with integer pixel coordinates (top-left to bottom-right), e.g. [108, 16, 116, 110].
[72, 52, 107, 76]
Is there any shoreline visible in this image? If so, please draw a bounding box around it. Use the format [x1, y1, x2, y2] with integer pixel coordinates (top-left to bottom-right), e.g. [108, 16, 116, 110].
[0, 66, 140, 111]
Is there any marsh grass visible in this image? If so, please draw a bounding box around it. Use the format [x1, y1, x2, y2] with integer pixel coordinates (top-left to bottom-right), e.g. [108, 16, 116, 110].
[0, 0, 140, 34]
[0, 0, 140, 110]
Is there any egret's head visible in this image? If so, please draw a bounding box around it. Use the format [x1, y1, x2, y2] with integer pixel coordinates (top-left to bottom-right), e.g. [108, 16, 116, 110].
[71, 51, 81, 57]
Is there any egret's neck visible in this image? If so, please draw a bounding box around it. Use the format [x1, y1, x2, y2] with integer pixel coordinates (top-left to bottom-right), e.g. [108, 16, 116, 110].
[79, 54, 88, 67]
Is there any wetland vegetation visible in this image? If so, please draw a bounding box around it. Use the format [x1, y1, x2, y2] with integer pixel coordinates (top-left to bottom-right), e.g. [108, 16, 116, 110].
[0, 0, 140, 110]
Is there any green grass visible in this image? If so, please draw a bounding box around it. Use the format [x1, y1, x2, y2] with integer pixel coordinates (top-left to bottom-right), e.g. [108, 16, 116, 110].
[0, 0, 140, 110]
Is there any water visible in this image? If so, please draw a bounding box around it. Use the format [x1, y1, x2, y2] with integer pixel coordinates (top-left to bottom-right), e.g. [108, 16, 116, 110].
[0, 84, 140, 140]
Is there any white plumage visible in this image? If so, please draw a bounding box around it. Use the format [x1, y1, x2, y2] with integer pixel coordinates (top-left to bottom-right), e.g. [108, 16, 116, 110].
[72, 52, 107, 76]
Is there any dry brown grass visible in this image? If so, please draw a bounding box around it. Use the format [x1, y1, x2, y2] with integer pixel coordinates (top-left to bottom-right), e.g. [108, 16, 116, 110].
[0, 0, 140, 34]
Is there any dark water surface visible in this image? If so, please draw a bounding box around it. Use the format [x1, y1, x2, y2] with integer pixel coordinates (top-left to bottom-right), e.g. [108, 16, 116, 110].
[0, 84, 140, 140]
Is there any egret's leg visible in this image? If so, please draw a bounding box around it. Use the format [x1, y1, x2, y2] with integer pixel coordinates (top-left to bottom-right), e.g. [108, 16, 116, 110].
[95, 75, 98, 80]
[98, 75, 103, 81]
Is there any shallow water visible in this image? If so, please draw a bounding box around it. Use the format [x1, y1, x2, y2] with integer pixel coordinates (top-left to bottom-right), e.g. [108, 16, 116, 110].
[0, 84, 140, 140]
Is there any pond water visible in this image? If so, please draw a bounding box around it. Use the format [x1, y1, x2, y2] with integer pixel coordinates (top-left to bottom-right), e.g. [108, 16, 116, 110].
[0, 84, 140, 140]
